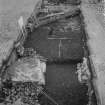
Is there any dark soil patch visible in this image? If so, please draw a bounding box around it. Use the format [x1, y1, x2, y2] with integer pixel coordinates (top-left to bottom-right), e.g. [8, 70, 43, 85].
[39, 63, 88, 105]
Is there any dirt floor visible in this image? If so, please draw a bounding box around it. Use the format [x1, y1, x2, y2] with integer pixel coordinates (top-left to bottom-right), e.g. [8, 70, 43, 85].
[39, 64, 88, 105]
[24, 14, 85, 61]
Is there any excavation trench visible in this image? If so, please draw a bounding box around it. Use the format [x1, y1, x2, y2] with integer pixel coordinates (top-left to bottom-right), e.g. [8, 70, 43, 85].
[23, 11, 96, 105]
[0, 5, 97, 105]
